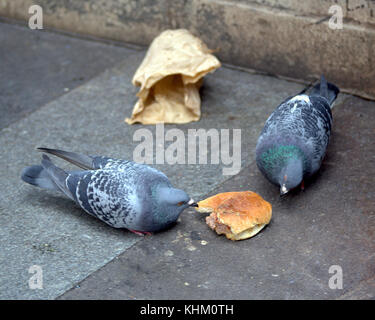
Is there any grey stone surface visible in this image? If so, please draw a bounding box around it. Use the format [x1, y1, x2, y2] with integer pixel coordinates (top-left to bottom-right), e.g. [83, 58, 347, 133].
[0, 37, 308, 299]
[59, 95, 375, 300]
[0, 21, 374, 300]
[0, 21, 136, 130]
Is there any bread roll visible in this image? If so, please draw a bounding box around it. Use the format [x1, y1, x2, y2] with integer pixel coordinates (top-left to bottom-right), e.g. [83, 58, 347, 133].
[196, 191, 272, 240]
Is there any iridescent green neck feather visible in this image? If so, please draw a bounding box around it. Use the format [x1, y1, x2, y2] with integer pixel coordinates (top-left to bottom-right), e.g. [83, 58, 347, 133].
[259, 145, 305, 172]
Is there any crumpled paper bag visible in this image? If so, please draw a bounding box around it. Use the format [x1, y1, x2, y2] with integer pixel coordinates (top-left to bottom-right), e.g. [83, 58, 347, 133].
[125, 29, 221, 125]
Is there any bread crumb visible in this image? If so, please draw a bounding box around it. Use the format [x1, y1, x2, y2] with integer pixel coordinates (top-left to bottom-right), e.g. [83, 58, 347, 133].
[164, 250, 174, 257]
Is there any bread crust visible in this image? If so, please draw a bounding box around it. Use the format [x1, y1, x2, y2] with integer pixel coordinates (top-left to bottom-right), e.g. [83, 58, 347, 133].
[196, 192, 241, 213]
[196, 191, 272, 240]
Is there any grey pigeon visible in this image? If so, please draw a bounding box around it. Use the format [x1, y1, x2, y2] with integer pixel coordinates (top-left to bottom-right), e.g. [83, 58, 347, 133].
[21, 148, 197, 235]
[255, 75, 340, 195]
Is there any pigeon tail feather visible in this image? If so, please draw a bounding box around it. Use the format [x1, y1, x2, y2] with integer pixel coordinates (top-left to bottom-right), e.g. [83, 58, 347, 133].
[310, 74, 340, 106]
[38, 147, 94, 170]
[21, 165, 60, 191]
[40, 154, 74, 200]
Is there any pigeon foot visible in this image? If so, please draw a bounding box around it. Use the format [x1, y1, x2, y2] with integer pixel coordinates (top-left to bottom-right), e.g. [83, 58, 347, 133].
[129, 229, 152, 236]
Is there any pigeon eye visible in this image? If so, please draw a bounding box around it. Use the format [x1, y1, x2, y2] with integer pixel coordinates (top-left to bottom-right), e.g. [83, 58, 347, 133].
[177, 201, 185, 206]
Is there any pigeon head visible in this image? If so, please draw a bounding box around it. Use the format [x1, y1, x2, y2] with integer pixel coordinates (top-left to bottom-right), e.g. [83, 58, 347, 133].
[278, 157, 303, 196]
[258, 145, 304, 195]
[151, 186, 197, 230]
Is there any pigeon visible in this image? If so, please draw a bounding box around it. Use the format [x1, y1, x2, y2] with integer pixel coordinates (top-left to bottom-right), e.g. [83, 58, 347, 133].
[255, 75, 340, 195]
[21, 148, 198, 235]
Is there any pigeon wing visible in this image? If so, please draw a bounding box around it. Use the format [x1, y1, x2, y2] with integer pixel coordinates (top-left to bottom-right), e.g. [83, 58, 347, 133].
[66, 169, 138, 228]
[38, 147, 134, 171]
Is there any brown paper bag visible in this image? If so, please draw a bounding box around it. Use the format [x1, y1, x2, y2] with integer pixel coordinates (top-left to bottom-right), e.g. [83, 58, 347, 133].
[125, 29, 221, 125]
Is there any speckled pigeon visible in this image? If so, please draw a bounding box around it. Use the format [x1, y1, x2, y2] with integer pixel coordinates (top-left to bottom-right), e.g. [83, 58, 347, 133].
[21, 148, 197, 235]
[256, 75, 340, 195]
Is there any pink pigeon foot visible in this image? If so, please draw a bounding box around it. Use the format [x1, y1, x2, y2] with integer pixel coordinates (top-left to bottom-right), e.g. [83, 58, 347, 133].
[129, 229, 152, 236]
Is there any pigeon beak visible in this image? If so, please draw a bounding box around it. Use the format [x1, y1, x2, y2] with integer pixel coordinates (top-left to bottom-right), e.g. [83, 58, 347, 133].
[280, 184, 289, 196]
[188, 198, 198, 207]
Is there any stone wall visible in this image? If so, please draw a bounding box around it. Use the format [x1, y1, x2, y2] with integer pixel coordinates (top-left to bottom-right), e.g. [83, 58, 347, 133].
[1, 0, 374, 99]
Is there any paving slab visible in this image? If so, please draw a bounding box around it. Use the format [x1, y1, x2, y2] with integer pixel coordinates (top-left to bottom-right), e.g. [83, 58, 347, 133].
[1, 21, 373, 300]
[0, 21, 136, 130]
[59, 96, 375, 300]
[0, 33, 309, 298]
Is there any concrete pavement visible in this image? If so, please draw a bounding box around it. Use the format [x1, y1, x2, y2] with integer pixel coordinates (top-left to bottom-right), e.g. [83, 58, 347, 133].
[0, 22, 374, 300]
[60, 94, 375, 300]
[0, 20, 135, 130]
